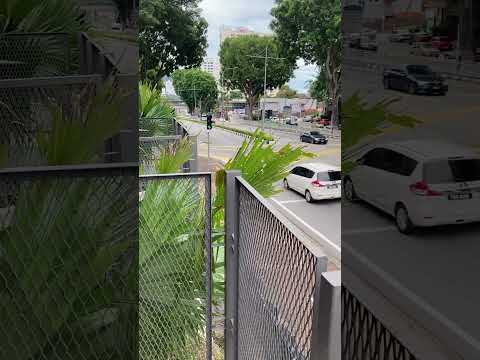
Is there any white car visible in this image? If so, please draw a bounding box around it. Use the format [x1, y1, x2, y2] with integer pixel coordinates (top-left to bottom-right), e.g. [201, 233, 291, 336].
[284, 163, 341, 203]
[344, 141, 480, 234]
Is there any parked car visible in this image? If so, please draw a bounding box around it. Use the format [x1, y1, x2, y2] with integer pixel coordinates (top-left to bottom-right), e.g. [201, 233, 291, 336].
[410, 32, 431, 44]
[359, 33, 378, 51]
[431, 36, 454, 51]
[347, 33, 361, 48]
[343, 141, 480, 234]
[300, 131, 328, 144]
[390, 32, 413, 43]
[410, 42, 440, 58]
[303, 116, 313, 122]
[383, 65, 448, 95]
[286, 117, 298, 126]
[284, 163, 341, 203]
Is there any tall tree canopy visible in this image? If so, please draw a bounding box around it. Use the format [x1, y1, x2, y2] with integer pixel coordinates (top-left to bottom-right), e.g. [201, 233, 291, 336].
[276, 84, 297, 98]
[271, 0, 342, 120]
[172, 68, 218, 114]
[219, 35, 295, 120]
[139, 0, 208, 82]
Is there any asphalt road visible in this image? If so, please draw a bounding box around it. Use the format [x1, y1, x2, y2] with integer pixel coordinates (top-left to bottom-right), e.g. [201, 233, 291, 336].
[343, 53, 480, 351]
[182, 118, 342, 256]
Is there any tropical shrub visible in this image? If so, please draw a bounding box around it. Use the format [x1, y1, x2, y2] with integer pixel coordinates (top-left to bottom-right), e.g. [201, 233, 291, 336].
[139, 82, 176, 136]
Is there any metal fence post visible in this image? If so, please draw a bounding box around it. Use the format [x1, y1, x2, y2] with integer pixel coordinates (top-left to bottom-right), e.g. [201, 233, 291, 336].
[225, 170, 241, 360]
[310, 269, 341, 360]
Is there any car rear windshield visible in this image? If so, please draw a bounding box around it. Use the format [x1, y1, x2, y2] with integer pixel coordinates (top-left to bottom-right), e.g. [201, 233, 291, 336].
[424, 159, 480, 184]
[318, 171, 341, 182]
[407, 65, 433, 75]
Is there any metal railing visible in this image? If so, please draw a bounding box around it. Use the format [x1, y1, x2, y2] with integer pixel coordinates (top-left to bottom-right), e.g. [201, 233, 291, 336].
[224, 170, 340, 360]
[0, 32, 137, 167]
[0, 32, 71, 78]
[342, 242, 476, 360]
[0, 163, 138, 359]
[139, 118, 198, 174]
[139, 172, 212, 360]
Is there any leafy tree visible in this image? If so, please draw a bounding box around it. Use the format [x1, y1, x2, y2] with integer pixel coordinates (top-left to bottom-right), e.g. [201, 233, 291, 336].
[227, 90, 244, 100]
[219, 35, 296, 120]
[271, 0, 342, 123]
[276, 84, 297, 98]
[139, 0, 208, 82]
[172, 68, 218, 114]
[309, 71, 328, 101]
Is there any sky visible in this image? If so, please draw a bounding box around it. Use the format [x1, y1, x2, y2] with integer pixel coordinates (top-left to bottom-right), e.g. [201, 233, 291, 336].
[198, 0, 318, 93]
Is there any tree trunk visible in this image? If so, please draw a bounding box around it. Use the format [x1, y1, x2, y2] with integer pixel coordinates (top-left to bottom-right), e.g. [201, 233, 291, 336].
[245, 93, 258, 120]
[324, 47, 341, 133]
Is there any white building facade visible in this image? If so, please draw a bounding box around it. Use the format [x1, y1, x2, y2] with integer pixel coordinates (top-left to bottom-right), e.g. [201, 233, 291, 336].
[201, 57, 221, 83]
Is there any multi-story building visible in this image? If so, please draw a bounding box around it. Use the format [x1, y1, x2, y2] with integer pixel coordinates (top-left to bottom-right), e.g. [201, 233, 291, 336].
[220, 25, 268, 44]
[201, 57, 221, 83]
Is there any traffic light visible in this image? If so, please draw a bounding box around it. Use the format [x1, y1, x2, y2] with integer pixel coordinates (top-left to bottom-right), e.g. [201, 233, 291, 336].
[206, 114, 213, 130]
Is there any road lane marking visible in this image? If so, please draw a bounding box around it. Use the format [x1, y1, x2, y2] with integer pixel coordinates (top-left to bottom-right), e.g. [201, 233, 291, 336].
[277, 199, 307, 204]
[343, 226, 397, 236]
[271, 198, 341, 255]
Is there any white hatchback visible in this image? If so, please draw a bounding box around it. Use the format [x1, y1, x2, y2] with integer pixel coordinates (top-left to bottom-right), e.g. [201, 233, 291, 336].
[344, 141, 480, 234]
[284, 163, 342, 203]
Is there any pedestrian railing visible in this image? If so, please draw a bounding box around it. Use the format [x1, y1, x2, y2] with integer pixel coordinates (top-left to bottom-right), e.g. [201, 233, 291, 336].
[342, 242, 476, 360]
[139, 118, 198, 174]
[224, 170, 340, 360]
[0, 163, 138, 360]
[0, 32, 137, 168]
[139, 172, 213, 360]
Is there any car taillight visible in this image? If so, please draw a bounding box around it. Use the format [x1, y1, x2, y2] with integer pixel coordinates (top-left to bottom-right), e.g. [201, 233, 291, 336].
[311, 180, 325, 187]
[409, 181, 441, 196]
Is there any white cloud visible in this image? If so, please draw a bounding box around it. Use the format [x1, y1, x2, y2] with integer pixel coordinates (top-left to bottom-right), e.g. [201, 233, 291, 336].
[199, 0, 318, 92]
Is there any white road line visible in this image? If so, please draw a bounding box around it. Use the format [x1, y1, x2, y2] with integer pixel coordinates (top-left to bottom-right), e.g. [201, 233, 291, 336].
[343, 226, 397, 236]
[271, 198, 341, 255]
[277, 199, 307, 204]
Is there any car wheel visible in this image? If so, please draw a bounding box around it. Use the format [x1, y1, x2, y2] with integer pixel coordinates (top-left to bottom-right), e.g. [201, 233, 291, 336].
[408, 83, 417, 95]
[305, 190, 313, 203]
[344, 177, 358, 201]
[395, 204, 414, 234]
[283, 179, 290, 190]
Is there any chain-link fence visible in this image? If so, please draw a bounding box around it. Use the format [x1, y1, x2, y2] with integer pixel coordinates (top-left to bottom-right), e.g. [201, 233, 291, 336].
[0, 164, 138, 360]
[0, 33, 71, 79]
[224, 173, 329, 360]
[342, 286, 417, 360]
[139, 119, 198, 174]
[139, 173, 212, 360]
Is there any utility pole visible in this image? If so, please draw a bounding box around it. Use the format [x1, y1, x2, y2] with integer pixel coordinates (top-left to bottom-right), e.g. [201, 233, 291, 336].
[262, 46, 268, 131]
[220, 66, 237, 121]
[246, 47, 286, 131]
[193, 82, 197, 116]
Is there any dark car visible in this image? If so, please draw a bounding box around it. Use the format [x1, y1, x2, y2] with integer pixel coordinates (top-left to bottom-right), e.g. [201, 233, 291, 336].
[383, 65, 448, 95]
[300, 131, 328, 144]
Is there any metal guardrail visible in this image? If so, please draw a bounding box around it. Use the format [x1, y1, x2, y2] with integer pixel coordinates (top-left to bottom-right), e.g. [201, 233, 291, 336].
[224, 170, 340, 360]
[139, 172, 212, 360]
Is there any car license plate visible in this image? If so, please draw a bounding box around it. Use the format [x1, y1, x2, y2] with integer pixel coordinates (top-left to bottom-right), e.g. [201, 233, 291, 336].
[448, 192, 472, 200]
[327, 185, 338, 189]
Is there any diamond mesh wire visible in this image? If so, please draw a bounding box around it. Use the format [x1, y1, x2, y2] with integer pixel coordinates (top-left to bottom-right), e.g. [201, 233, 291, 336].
[139, 136, 181, 175]
[237, 183, 318, 360]
[342, 286, 417, 360]
[0, 166, 138, 360]
[139, 174, 212, 360]
[0, 33, 71, 79]
[0, 78, 101, 167]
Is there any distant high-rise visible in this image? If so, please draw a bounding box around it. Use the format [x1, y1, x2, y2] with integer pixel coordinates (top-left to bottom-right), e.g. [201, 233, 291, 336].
[201, 57, 221, 82]
[220, 25, 268, 44]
